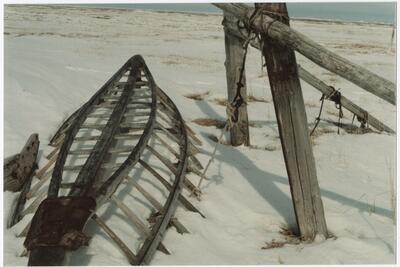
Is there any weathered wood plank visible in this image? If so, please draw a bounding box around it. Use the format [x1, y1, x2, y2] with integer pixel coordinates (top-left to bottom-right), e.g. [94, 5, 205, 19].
[126, 178, 189, 234]
[222, 16, 394, 134]
[92, 214, 137, 265]
[259, 3, 328, 241]
[297, 65, 395, 134]
[223, 12, 250, 146]
[138, 159, 205, 218]
[4, 133, 39, 192]
[111, 196, 170, 255]
[213, 3, 395, 105]
[69, 68, 138, 197]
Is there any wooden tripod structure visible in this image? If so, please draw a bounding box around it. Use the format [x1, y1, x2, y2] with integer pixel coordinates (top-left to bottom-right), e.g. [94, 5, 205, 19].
[216, 3, 395, 241]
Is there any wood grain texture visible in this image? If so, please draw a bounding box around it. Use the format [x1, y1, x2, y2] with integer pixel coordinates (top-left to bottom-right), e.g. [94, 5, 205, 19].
[4, 133, 39, 192]
[221, 17, 395, 134]
[259, 3, 328, 241]
[297, 66, 395, 134]
[213, 3, 395, 105]
[223, 12, 250, 146]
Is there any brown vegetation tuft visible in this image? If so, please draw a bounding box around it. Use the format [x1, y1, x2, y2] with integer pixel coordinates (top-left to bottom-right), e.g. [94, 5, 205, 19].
[183, 91, 210, 101]
[192, 118, 226, 129]
[213, 95, 269, 106]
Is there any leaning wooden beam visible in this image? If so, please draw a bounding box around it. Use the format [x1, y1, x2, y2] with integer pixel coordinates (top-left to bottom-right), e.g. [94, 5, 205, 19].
[223, 11, 250, 146]
[213, 3, 395, 105]
[259, 3, 328, 241]
[222, 15, 395, 134]
[297, 66, 395, 134]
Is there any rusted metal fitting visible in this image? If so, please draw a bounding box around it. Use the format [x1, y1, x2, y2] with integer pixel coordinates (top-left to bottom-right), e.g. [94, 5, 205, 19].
[24, 196, 96, 251]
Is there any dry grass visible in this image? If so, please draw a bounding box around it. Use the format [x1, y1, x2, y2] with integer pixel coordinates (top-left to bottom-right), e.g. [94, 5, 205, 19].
[344, 126, 374, 135]
[192, 118, 226, 129]
[213, 95, 269, 106]
[310, 127, 336, 146]
[249, 144, 278, 151]
[213, 98, 229, 106]
[183, 91, 210, 101]
[261, 240, 286, 249]
[310, 127, 335, 138]
[262, 226, 301, 250]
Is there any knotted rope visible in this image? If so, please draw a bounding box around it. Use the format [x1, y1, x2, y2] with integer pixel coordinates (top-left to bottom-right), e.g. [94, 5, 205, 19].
[192, 8, 262, 199]
[310, 86, 344, 135]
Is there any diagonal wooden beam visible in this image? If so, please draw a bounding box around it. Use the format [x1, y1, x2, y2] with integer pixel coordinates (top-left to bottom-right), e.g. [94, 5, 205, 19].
[213, 3, 395, 105]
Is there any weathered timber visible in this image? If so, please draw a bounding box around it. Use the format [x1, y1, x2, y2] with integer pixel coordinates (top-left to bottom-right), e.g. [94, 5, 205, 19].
[110, 196, 170, 255]
[222, 16, 395, 134]
[259, 3, 328, 241]
[138, 159, 205, 218]
[223, 11, 251, 146]
[92, 214, 137, 265]
[69, 71, 138, 197]
[297, 66, 395, 134]
[4, 133, 39, 192]
[213, 3, 396, 105]
[21, 55, 204, 266]
[134, 93, 189, 265]
[36, 152, 57, 179]
[48, 58, 131, 198]
[127, 178, 189, 234]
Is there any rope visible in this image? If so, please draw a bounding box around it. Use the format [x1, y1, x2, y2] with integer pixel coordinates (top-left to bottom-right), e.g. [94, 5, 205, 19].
[328, 87, 343, 134]
[229, 11, 259, 123]
[192, 8, 263, 199]
[310, 86, 345, 135]
[310, 93, 325, 136]
[196, 121, 231, 192]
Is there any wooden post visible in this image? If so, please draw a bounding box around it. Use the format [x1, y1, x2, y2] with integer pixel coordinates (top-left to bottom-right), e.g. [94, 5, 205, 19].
[220, 18, 395, 134]
[213, 3, 395, 105]
[258, 3, 328, 241]
[223, 12, 250, 146]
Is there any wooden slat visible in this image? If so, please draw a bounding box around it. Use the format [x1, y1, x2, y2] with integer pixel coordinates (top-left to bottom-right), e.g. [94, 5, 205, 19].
[126, 177, 189, 234]
[146, 145, 199, 193]
[46, 145, 61, 160]
[64, 163, 122, 171]
[111, 196, 170, 255]
[18, 221, 32, 237]
[138, 159, 205, 218]
[69, 71, 138, 196]
[92, 214, 137, 265]
[20, 190, 47, 217]
[27, 168, 53, 199]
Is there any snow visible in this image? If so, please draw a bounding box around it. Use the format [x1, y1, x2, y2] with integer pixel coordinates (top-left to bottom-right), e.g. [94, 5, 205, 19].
[3, 4, 396, 265]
